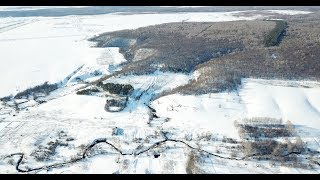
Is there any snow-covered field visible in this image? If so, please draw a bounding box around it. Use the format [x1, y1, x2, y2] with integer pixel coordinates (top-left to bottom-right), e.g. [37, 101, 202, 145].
[1, 76, 320, 173]
[266, 10, 312, 15]
[152, 78, 320, 140]
[0, 9, 319, 174]
[240, 79, 320, 128]
[0, 6, 88, 11]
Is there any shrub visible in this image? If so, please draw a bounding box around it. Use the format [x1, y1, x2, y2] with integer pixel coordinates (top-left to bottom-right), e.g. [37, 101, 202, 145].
[7, 158, 15, 165]
[243, 140, 276, 158]
[0, 95, 13, 102]
[97, 82, 134, 95]
[14, 82, 58, 99]
[242, 141, 253, 157]
[236, 117, 293, 139]
[286, 120, 296, 136]
[76, 87, 100, 95]
[186, 150, 204, 174]
[30, 141, 59, 162]
[105, 96, 128, 112]
[241, 125, 292, 139]
[230, 149, 238, 158]
[112, 127, 124, 136]
[242, 137, 306, 163]
[242, 117, 282, 125]
[291, 136, 305, 153]
[222, 136, 238, 144]
[263, 20, 288, 47]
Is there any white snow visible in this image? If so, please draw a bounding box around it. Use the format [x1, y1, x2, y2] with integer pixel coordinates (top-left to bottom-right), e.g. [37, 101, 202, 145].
[266, 10, 312, 15]
[96, 47, 127, 66]
[152, 78, 320, 140]
[152, 92, 244, 139]
[239, 78, 320, 128]
[0, 16, 104, 96]
[0, 9, 319, 174]
[104, 71, 190, 95]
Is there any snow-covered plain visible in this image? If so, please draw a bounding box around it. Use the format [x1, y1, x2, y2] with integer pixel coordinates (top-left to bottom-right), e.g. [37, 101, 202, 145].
[152, 78, 320, 139]
[0, 6, 88, 11]
[0, 10, 319, 174]
[1, 76, 320, 173]
[266, 10, 312, 15]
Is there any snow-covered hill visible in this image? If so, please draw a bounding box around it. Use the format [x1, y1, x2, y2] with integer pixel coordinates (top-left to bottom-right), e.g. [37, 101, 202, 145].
[1, 10, 309, 97]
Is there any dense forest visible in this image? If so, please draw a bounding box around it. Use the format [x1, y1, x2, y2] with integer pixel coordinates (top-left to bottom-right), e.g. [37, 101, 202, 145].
[90, 11, 320, 95]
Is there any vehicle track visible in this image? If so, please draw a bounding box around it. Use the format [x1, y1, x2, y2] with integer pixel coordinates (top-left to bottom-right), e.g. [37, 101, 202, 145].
[0, 19, 39, 34]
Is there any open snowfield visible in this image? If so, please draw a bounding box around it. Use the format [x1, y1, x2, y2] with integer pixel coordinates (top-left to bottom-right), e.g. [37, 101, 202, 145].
[0, 6, 89, 11]
[0, 9, 319, 174]
[152, 78, 320, 140]
[1, 76, 320, 173]
[266, 10, 312, 15]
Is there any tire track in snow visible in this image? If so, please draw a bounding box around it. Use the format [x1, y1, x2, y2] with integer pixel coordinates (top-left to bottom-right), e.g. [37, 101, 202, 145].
[0, 19, 39, 34]
[304, 97, 320, 119]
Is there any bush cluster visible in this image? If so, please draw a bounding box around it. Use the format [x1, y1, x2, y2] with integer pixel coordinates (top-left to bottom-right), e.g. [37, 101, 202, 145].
[263, 20, 288, 47]
[97, 82, 134, 95]
[14, 82, 58, 99]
